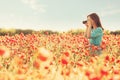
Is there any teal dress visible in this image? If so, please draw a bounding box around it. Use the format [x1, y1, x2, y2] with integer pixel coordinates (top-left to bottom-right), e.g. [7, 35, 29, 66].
[89, 27, 103, 55]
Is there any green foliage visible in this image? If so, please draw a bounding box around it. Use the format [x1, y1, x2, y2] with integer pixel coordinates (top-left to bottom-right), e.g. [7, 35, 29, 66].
[67, 29, 84, 35]
[0, 28, 16, 36]
[110, 30, 120, 35]
[0, 28, 120, 36]
[104, 30, 110, 35]
[16, 29, 33, 35]
[0, 28, 33, 36]
[39, 30, 59, 35]
[0, 28, 59, 36]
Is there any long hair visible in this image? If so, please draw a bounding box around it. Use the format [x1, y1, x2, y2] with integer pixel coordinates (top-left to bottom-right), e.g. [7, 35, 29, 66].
[87, 13, 104, 30]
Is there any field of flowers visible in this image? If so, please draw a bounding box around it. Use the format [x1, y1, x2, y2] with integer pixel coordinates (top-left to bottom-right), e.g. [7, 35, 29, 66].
[0, 33, 120, 80]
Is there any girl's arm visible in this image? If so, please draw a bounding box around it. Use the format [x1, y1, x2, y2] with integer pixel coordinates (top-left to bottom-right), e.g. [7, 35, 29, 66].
[86, 26, 92, 38]
[84, 27, 88, 37]
[86, 19, 92, 38]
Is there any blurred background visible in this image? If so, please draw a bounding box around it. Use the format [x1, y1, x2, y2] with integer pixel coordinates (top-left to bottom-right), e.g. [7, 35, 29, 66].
[0, 0, 120, 32]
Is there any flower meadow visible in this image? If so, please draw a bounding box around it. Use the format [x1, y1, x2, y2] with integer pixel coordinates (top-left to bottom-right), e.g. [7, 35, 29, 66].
[0, 33, 120, 80]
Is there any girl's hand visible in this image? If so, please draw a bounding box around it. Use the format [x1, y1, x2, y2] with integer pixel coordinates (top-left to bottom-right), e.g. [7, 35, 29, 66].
[87, 16, 93, 28]
[87, 20, 92, 28]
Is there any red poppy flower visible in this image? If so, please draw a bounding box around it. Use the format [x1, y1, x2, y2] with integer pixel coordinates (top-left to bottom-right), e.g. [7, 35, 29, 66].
[0, 49, 5, 56]
[61, 58, 68, 65]
[33, 60, 40, 69]
[37, 47, 51, 61]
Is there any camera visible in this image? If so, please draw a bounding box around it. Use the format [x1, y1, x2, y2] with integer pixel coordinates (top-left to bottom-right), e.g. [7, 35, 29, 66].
[82, 20, 87, 24]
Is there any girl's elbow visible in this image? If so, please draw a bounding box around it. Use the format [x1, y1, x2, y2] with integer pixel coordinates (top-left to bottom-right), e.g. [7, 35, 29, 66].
[86, 35, 91, 39]
[87, 34, 91, 38]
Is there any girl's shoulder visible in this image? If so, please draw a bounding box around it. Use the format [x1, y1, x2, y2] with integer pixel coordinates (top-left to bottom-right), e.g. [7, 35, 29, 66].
[95, 27, 102, 31]
[97, 27, 102, 30]
[92, 27, 103, 33]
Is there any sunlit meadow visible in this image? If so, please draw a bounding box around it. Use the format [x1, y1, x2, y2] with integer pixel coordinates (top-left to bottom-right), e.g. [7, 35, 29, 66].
[0, 32, 120, 80]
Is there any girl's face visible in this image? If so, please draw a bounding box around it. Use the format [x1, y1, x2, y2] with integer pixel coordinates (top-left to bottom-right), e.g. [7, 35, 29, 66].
[87, 16, 94, 26]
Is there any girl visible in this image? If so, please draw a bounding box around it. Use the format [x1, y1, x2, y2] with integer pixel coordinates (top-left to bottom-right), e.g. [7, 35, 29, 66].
[84, 13, 104, 55]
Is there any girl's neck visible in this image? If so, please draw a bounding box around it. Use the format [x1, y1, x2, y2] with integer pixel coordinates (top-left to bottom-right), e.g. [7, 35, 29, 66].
[93, 24, 97, 29]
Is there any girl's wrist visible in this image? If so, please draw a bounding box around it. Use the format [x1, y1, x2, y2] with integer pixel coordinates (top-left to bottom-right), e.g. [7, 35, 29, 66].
[88, 26, 92, 28]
